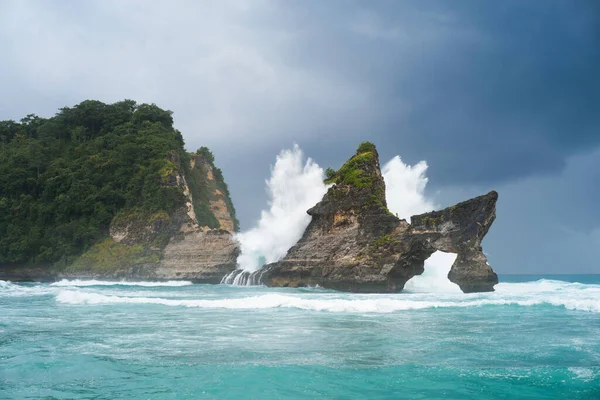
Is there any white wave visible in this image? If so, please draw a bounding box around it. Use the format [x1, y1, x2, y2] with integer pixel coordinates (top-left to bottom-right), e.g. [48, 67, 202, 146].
[568, 367, 598, 381]
[55, 280, 600, 313]
[495, 279, 600, 295]
[0, 280, 54, 297]
[404, 251, 460, 293]
[50, 279, 193, 287]
[382, 154, 457, 294]
[235, 144, 328, 272]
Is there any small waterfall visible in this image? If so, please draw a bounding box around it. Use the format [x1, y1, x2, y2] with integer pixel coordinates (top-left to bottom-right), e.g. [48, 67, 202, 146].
[220, 269, 266, 286]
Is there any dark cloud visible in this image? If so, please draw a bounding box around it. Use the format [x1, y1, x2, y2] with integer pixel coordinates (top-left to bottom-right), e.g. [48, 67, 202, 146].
[261, 0, 600, 185]
[1, 0, 599, 252]
[436, 145, 600, 274]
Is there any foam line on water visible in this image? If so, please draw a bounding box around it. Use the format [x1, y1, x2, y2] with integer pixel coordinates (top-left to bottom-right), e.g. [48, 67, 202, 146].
[50, 279, 193, 287]
[0, 280, 54, 297]
[55, 280, 600, 313]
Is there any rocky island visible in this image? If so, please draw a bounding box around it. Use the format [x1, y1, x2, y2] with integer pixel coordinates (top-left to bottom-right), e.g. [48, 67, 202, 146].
[0, 101, 498, 293]
[260, 142, 498, 293]
[0, 100, 239, 283]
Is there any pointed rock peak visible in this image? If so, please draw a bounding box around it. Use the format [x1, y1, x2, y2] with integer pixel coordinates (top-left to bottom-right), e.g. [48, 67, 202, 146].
[307, 142, 395, 241]
[324, 141, 382, 190]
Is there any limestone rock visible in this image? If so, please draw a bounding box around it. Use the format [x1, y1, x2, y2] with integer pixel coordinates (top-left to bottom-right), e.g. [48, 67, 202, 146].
[157, 230, 239, 283]
[261, 143, 499, 293]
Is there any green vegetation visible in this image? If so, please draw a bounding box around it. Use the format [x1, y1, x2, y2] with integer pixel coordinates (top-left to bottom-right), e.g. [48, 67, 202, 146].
[418, 214, 446, 227]
[213, 166, 240, 232]
[186, 148, 240, 232]
[356, 141, 376, 154]
[196, 146, 215, 164]
[0, 100, 192, 266]
[325, 167, 336, 180]
[370, 234, 397, 249]
[186, 163, 221, 230]
[66, 238, 161, 273]
[356, 234, 399, 261]
[324, 142, 377, 188]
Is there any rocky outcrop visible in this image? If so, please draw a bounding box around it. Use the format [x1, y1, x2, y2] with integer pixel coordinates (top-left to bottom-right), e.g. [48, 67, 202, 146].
[157, 229, 239, 283]
[76, 152, 240, 282]
[188, 153, 239, 233]
[410, 192, 498, 292]
[1, 151, 240, 283]
[261, 143, 498, 293]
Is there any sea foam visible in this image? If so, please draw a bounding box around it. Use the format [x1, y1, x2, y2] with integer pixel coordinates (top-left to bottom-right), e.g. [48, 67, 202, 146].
[54, 279, 600, 313]
[50, 279, 193, 287]
[0, 280, 54, 297]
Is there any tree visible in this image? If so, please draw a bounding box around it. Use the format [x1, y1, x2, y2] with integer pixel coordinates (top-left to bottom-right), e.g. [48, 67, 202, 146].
[0, 100, 190, 266]
[196, 146, 215, 163]
[325, 167, 336, 180]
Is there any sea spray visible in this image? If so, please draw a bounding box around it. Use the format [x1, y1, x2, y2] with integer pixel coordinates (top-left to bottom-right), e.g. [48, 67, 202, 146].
[233, 145, 328, 274]
[403, 251, 461, 293]
[382, 156, 436, 220]
[227, 148, 457, 291]
[381, 156, 459, 292]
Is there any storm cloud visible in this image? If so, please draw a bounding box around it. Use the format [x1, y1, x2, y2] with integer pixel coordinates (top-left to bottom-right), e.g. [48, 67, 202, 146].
[1, 0, 598, 273]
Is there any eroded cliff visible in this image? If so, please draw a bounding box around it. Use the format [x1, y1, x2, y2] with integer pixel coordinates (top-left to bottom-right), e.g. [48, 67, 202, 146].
[1, 148, 240, 282]
[0, 100, 240, 282]
[63, 150, 240, 282]
[261, 143, 498, 293]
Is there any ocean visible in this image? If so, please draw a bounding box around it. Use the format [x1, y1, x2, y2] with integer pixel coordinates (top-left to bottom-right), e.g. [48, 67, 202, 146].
[1, 275, 599, 399]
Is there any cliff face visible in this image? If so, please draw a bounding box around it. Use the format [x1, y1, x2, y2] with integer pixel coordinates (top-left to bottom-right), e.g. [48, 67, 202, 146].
[153, 152, 240, 282]
[187, 153, 239, 233]
[261, 143, 498, 293]
[1, 151, 240, 283]
[0, 100, 240, 282]
[66, 151, 240, 282]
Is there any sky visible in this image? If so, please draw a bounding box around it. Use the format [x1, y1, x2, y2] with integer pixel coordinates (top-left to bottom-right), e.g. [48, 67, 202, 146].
[1, 0, 599, 274]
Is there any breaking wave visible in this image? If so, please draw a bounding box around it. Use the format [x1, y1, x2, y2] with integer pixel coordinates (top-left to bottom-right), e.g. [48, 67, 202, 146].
[404, 251, 460, 293]
[54, 279, 600, 313]
[0, 280, 54, 297]
[230, 145, 450, 290]
[234, 145, 328, 272]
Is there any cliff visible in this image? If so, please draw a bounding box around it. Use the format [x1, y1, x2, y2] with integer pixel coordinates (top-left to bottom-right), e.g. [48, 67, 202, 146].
[68, 150, 240, 282]
[0, 100, 239, 282]
[261, 142, 498, 293]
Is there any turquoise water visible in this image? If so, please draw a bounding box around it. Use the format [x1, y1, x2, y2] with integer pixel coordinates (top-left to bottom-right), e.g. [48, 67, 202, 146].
[1, 275, 599, 399]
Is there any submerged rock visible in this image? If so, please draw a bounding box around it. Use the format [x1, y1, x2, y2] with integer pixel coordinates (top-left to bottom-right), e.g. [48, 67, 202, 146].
[261, 143, 498, 293]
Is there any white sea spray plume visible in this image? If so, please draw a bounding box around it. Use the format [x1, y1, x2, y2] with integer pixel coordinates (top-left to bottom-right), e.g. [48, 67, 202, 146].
[235, 144, 328, 272]
[382, 156, 436, 221]
[381, 155, 459, 292]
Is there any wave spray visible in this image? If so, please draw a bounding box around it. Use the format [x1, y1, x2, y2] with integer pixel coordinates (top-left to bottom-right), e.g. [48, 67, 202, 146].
[225, 146, 458, 291]
[382, 156, 459, 292]
[222, 145, 328, 284]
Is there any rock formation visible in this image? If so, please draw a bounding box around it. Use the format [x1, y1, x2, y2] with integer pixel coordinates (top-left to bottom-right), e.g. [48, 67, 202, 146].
[66, 151, 240, 282]
[0, 101, 240, 283]
[260, 143, 498, 293]
[1, 151, 240, 283]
